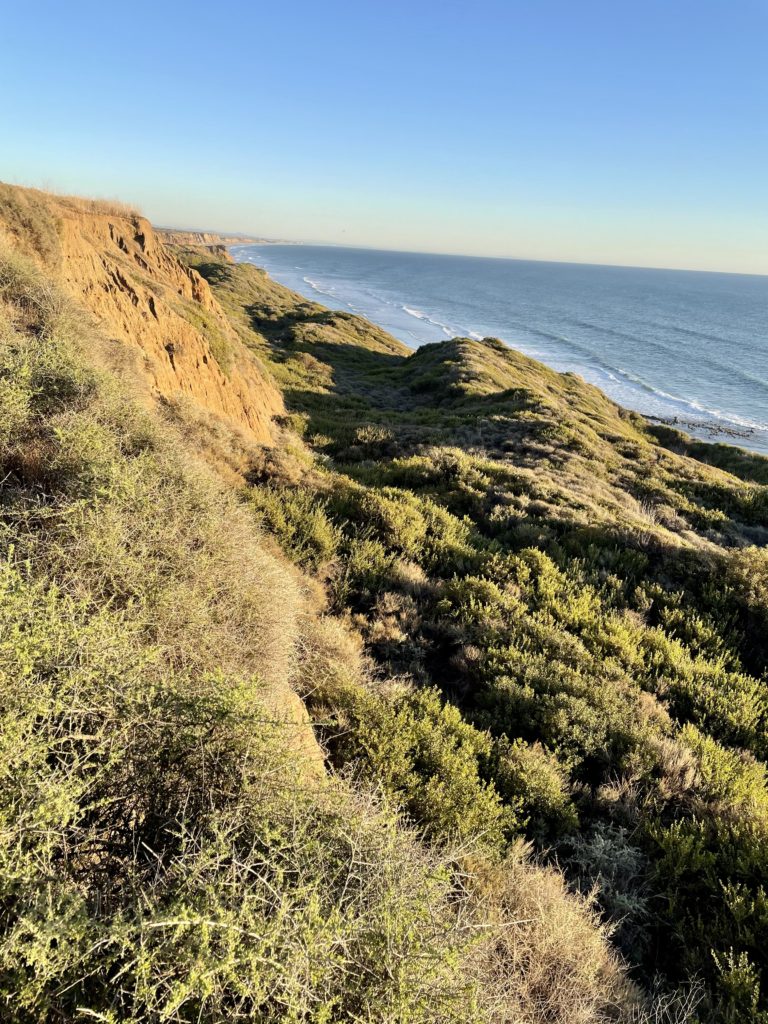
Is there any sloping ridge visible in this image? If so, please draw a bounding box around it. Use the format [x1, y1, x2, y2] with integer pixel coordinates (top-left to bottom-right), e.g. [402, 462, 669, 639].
[0, 184, 283, 444]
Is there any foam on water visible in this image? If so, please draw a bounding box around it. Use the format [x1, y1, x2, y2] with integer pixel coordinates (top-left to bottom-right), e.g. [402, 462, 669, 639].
[231, 244, 768, 454]
[302, 276, 338, 299]
[402, 306, 454, 336]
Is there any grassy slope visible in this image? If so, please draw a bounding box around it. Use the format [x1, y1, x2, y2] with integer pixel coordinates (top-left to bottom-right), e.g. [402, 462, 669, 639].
[182, 247, 768, 1024]
[0, 202, 667, 1023]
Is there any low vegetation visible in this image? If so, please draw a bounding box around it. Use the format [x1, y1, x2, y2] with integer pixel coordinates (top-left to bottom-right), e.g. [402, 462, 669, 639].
[3, 183, 762, 1019]
[177, 246, 768, 1023]
[0, 221, 670, 1022]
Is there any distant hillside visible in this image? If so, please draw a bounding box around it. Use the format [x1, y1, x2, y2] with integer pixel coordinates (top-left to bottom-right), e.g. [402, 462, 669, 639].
[156, 228, 259, 246]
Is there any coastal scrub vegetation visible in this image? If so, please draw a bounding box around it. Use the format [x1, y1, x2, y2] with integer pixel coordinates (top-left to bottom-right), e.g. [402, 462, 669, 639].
[176, 245, 768, 1024]
[0, 220, 669, 1023]
[0, 182, 761, 1020]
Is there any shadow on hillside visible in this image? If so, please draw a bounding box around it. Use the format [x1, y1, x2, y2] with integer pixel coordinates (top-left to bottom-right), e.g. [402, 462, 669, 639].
[685, 441, 768, 485]
[246, 303, 411, 419]
[190, 261, 231, 285]
[647, 424, 768, 485]
[240, 294, 607, 470]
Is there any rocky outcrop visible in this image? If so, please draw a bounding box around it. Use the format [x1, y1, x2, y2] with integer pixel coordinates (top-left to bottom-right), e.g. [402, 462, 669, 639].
[0, 186, 283, 445]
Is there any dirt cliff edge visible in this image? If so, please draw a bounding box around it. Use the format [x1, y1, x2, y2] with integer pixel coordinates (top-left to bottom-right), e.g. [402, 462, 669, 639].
[0, 185, 283, 446]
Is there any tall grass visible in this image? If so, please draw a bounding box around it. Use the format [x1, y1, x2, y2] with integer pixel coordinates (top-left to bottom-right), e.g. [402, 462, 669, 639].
[0, 183, 61, 263]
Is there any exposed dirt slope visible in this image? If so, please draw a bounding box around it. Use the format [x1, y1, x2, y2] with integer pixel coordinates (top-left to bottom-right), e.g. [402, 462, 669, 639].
[0, 185, 283, 445]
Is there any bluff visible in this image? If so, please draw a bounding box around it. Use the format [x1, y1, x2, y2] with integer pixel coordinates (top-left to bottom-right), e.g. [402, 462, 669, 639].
[0, 185, 283, 445]
[5, 180, 768, 1022]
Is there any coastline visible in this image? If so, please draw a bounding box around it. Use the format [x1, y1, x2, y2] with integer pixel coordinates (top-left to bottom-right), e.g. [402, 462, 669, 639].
[230, 243, 768, 457]
[644, 414, 757, 444]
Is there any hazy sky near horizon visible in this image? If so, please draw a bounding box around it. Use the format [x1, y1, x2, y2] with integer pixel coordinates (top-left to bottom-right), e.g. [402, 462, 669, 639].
[2, 0, 767, 274]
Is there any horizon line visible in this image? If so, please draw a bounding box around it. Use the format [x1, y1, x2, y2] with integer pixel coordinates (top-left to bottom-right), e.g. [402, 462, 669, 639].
[170, 224, 767, 279]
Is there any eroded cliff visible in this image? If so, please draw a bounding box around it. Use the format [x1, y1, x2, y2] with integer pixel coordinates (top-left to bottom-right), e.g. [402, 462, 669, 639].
[0, 185, 283, 445]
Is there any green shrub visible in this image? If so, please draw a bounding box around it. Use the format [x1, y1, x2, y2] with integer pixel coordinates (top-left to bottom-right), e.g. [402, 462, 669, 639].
[323, 683, 514, 848]
[244, 483, 340, 570]
[490, 737, 578, 840]
[356, 488, 430, 556]
[331, 536, 397, 608]
[646, 728, 768, 1020]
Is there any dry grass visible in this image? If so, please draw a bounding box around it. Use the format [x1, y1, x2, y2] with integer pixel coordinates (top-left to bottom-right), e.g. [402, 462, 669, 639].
[0, 182, 61, 263]
[43, 187, 141, 219]
[0, 182, 141, 267]
[470, 849, 700, 1024]
[0, 239, 305, 710]
[162, 393, 269, 483]
[295, 610, 366, 700]
[469, 849, 633, 1024]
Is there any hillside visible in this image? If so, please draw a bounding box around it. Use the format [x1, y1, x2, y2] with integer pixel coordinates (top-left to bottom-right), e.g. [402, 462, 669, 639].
[182, 246, 768, 1023]
[1, 182, 768, 1022]
[156, 229, 258, 246]
[0, 185, 283, 449]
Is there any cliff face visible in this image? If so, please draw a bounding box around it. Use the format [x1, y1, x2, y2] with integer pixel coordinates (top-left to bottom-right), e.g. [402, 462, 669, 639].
[156, 228, 255, 245]
[0, 185, 283, 445]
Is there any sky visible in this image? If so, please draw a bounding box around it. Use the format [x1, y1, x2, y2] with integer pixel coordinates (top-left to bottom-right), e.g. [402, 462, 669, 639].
[2, 0, 767, 273]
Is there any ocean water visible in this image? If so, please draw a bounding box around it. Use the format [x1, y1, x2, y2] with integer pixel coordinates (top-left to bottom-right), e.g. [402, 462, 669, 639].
[231, 244, 768, 455]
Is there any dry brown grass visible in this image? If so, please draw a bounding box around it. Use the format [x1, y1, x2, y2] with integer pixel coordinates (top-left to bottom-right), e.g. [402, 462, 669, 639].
[295, 610, 366, 701]
[162, 392, 267, 484]
[469, 847, 634, 1024]
[0, 182, 61, 263]
[0, 182, 142, 266]
[468, 847, 700, 1024]
[45, 188, 141, 219]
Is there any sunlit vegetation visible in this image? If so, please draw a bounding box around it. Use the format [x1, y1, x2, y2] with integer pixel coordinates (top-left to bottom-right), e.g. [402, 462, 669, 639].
[182, 246, 768, 1023]
[0, 228, 674, 1023]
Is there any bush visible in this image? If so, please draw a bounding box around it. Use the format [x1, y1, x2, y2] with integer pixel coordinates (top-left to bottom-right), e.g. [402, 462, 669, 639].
[564, 822, 651, 962]
[646, 727, 768, 1020]
[322, 683, 514, 848]
[331, 536, 397, 608]
[0, 559, 488, 1024]
[490, 737, 578, 841]
[469, 850, 643, 1024]
[244, 483, 340, 571]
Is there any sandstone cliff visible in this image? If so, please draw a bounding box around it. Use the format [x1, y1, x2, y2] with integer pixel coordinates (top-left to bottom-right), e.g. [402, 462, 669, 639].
[0, 185, 283, 445]
[156, 228, 256, 246]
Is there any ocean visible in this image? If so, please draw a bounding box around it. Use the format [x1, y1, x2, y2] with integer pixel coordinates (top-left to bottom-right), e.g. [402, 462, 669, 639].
[231, 244, 768, 455]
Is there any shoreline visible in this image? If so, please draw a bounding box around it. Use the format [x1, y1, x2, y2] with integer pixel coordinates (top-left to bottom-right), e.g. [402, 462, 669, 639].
[229, 245, 768, 459]
[645, 414, 756, 442]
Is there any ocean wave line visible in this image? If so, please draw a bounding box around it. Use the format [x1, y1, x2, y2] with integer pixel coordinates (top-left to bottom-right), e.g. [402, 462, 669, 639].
[302, 276, 337, 299]
[402, 306, 454, 336]
[605, 366, 768, 431]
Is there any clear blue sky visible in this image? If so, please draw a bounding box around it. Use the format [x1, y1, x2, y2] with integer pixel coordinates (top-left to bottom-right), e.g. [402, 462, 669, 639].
[2, 0, 767, 272]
